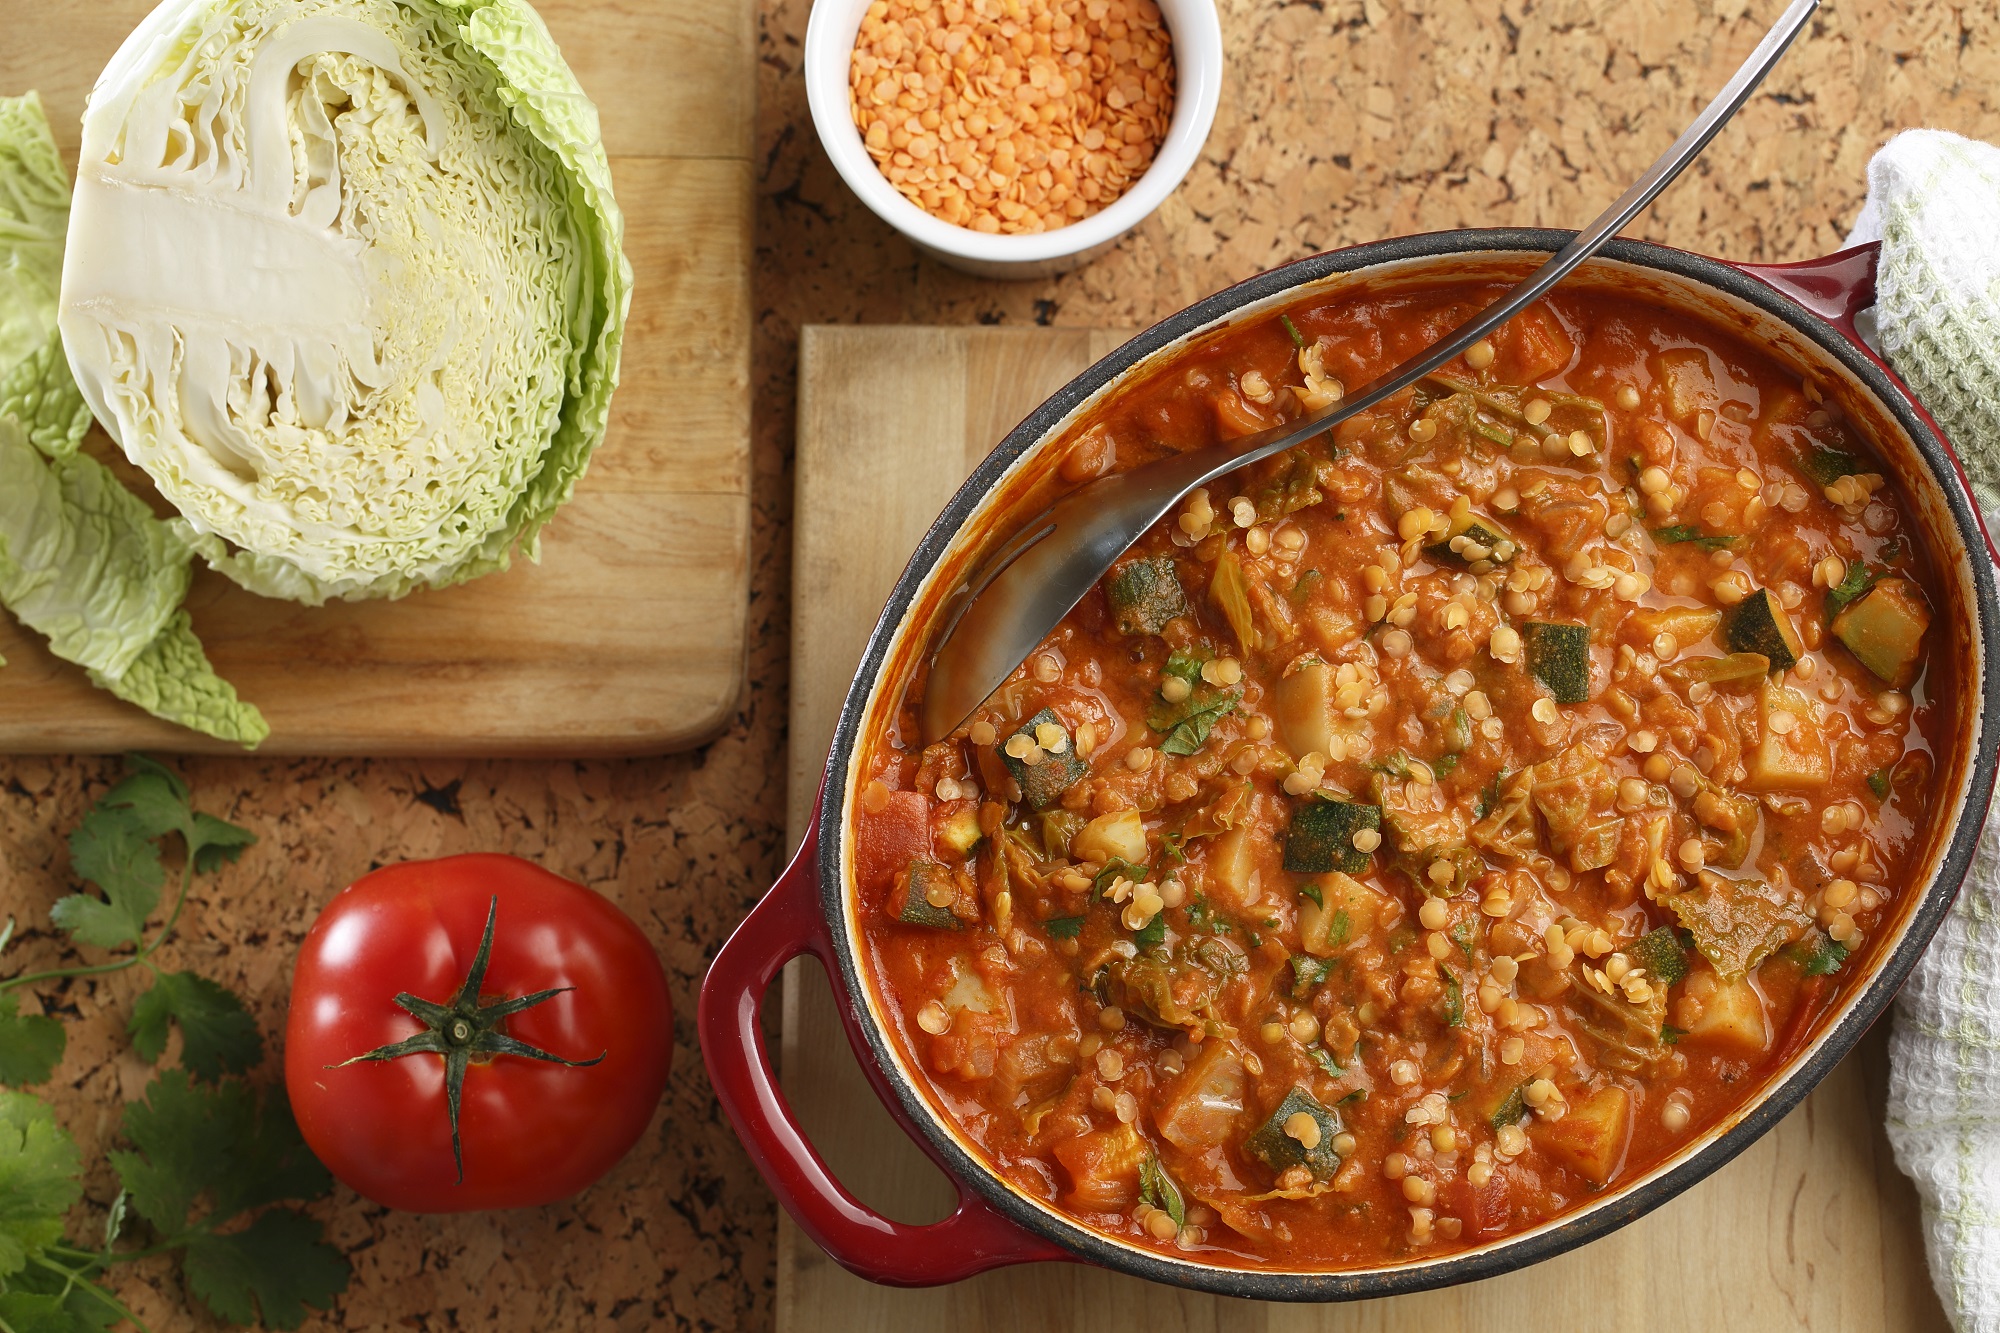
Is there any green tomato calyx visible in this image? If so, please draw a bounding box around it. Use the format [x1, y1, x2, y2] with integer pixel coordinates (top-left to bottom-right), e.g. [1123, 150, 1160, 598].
[330, 895, 605, 1183]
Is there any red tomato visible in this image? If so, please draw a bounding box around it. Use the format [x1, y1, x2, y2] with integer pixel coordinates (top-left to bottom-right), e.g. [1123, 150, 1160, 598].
[285, 854, 672, 1212]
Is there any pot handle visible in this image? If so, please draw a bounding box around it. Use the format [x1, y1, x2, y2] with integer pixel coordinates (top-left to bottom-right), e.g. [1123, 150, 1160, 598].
[697, 802, 1069, 1286]
[1732, 241, 2000, 565]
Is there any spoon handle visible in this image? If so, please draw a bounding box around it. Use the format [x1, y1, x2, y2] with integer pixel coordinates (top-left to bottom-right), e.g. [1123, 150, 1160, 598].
[1186, 0, 1821, 488]
[920, 0, 1820, 743]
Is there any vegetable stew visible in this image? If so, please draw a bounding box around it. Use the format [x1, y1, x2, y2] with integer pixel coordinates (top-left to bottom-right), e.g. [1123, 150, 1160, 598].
[851, 282, 1953, 1269]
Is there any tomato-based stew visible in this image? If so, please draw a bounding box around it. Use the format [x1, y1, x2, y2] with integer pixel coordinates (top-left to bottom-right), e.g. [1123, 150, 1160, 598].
[851, 282, 1952, 1270]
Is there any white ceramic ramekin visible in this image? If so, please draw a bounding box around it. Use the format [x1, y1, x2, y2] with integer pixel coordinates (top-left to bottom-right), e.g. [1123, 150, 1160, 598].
[803, 0, 1223, 280]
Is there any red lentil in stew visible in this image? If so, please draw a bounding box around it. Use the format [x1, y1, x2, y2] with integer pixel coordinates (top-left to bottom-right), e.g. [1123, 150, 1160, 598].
[850, 282, 1952, 1269]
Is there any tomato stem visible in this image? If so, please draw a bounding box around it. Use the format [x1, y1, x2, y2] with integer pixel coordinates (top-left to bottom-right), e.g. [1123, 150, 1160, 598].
[326, 896, 605, 1184]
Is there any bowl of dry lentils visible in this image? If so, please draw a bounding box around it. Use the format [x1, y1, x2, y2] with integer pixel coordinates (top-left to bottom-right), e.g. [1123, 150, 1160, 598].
[805, 0, 1222, 277]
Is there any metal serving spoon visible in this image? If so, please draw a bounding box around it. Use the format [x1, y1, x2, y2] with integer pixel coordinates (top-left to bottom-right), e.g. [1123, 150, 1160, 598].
[920, 0, 1820, 744]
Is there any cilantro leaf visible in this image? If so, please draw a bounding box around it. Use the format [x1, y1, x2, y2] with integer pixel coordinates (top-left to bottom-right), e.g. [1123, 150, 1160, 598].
[0, 1269, 118, 1333]
[1133, 914, 1167, 948]
[1043, 915, 1085, 940]
[129, 973, 262, 1082]
[1432, 753, 1460, 777]
[1652, 524, 1739, 551]
[111, 1072, 330, 1237]
[0, 1091, 83, 1280]
[1138, 1152, 1186, 1229]
[1826, 561, 1878, 618]
[1307, 1046, 1343, 1078]
[1797, 446, 1860, 487]
[1150, 689, 1238, 756]
[187, 813, 256, 875]
[0, 994, 65, 1087]
[1867, 767, 1892, 800]
[1290, 954, 1333, 998]
[1661, 1024, 1687, 1045]
[53, 805, 163, 949]
[183, 1209, 348, 1330]
[1161, 649, 1206, 685]
[1440, 966, 1464, 1026]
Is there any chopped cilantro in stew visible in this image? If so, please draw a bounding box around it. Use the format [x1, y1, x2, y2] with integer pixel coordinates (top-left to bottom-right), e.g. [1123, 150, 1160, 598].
[850, 285, 1951, 1270]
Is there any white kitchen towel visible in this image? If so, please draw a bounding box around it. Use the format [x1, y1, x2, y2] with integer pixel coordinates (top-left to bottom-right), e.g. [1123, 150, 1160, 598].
[1847, 128, 2000, 1333]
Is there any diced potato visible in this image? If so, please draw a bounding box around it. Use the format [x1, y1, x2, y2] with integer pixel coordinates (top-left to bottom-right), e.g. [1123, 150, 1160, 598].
[942, 957, 1003, 1016]
[1652, 347, 1718, 424]
[1743, 679, 1831, 791]
[1832, 578, 1931, 689]
[1299, 872, 1390, 955]
[1205, 823, 1263, 910]
[1154, 1042, 1248, 1153]
[1073, 809, 1148, 866]
[1677, 968, 1769, 1054]
[1271, 659, 1336, 760]
[1529, 1085, 1632, 1185]
[1052, 1123, 1148, 1212]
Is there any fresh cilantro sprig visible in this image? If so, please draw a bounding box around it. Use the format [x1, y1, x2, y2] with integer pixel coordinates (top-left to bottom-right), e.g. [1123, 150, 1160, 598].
[0, 756, 258, 1086]
[0, 756, 350, 1332]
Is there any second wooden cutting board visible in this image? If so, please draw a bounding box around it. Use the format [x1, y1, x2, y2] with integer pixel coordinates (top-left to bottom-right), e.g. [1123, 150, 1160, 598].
[783, 324, 1945, 1332]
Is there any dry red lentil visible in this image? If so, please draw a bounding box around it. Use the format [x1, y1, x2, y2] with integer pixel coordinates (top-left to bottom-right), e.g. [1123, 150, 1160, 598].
[848, 0, 1175, 234]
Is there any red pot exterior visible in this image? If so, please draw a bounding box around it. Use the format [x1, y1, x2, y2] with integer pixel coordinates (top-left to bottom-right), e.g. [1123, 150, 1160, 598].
[701, 231, 2000, 1297]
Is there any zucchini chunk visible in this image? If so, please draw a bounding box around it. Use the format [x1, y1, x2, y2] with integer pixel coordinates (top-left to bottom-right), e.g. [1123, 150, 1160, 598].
[1528, 1084, 1632, 1185]
[1283, 796, 1382, 874]
[1722, 588, 1804, 673]
[999, 707, 1090, 810]
[1666, 870, 1812, 979]
[889, 860, 965, 930]
[1243, 1086, 1344, 1181]
[1106, 557, 1190, 636]
[1628, 925, 1691, 987]
[1521, 620, 1590, 703]
[1831, 578, 1931, 688]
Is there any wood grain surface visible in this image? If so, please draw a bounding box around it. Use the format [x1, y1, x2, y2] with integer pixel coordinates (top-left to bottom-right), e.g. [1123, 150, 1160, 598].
[0, 0, 753, 756]
[782, 324, 1948, 1332]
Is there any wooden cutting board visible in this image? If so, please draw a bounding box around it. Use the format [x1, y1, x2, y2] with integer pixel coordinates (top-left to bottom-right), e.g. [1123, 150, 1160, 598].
[783, 324, 1949, 1332]
[0, 0, 752, 756]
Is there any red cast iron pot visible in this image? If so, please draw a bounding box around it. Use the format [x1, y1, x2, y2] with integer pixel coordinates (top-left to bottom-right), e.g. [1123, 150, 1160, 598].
[701, 230, 2000, 1298]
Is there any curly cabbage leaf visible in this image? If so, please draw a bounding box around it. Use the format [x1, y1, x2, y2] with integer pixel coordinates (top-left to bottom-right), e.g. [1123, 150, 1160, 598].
[0, 94, 68, 380]
[0, 418, 267, 745]
[59, 0, 631, 604]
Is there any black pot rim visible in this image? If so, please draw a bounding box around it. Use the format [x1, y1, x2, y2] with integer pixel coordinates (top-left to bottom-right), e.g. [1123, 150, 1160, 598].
[811, 227, 2000, 1300]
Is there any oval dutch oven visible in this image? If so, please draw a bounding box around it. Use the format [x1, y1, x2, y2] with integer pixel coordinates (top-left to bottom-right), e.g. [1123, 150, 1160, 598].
[701, 228, 2000, 1298]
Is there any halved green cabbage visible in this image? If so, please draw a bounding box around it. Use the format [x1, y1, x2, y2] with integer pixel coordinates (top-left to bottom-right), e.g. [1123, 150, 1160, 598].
[59, 0, 631, 604]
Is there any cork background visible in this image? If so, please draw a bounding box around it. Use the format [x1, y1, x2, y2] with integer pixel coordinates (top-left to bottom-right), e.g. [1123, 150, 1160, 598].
[2, 0, 1997, 1329]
